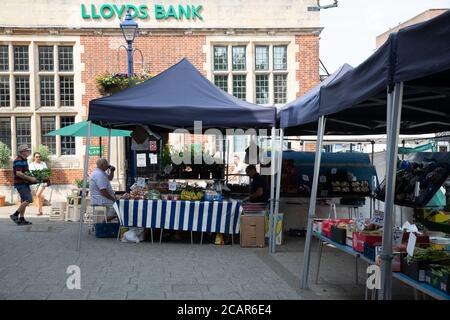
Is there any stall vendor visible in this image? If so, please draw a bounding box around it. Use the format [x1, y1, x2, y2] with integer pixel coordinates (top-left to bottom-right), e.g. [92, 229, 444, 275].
[244, 165, 269, 203]
[90, 158, 118, 222]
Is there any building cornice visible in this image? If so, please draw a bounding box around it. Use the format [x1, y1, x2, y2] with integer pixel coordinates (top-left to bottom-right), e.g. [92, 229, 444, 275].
[0, 26, 323, 37]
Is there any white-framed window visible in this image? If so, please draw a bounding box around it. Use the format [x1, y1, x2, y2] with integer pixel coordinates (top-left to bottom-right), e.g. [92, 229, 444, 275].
[211, 43, 289, 106]
[39, 115, 76, 156]
[0, 117, 12, 152]
[0, 41, 77, 158]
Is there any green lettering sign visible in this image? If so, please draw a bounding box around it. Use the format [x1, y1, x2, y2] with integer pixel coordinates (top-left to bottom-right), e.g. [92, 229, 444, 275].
[113, 4, 126, 19]
[89, 146, 104, 156]
[138, 5, 149, 19]
[81, 4, 90, 19]
[100, 4, 114, 19]
[126, 5, 139, 19]
[154, 4, 166, 19]
[166, 5, 178, 19]
[91, 4, 101, 19]
[178, 5, 191, 19]
[81, 4, 204, 21]
[191, 5, 203, 20]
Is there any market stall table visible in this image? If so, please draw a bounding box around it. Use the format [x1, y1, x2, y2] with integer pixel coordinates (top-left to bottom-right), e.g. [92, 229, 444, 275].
[113, 199, 243, 244]
[313, 231, 450, 300]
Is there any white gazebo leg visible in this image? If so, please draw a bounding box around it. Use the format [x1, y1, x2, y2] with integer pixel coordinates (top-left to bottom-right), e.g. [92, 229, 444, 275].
[77, 120, 92, 251]
[271, 128, 284, 253]
[379, 82, 403, 300]
[300, 116, 326, 289]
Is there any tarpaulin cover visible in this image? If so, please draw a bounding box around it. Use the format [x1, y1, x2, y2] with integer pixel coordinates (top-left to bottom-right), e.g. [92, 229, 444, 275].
[279, 63, 353, 133]
[88, 58, 276, 130]
[282, 9, 450, 135]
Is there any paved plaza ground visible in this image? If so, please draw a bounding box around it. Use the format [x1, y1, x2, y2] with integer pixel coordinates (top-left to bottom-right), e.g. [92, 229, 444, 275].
[0, 204, 417, 300]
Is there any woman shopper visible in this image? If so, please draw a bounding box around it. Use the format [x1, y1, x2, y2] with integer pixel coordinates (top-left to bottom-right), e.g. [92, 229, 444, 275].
[29, 152, 48, 216]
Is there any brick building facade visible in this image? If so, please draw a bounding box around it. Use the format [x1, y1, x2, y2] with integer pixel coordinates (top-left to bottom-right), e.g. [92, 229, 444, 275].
[0, 0, 321, 201]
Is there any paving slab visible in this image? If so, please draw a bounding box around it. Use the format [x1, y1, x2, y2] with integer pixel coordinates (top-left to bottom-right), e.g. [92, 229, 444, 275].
[0, 207, 415, 300]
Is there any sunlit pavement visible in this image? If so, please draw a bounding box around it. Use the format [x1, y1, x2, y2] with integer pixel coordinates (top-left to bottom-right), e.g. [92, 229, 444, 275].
[0, 204, 414, 300]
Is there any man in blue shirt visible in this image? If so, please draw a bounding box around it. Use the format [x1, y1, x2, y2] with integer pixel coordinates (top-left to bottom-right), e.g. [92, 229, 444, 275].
[11, 144, 37, 225]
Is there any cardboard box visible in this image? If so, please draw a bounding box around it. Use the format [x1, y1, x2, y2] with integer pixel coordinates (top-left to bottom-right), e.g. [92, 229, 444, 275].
[240, 215, 265, 248]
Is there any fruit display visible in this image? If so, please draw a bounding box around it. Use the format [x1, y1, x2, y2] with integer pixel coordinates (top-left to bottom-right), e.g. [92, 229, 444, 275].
[376, 153, 450, 207]
[351, 181, 370, 193]
[122, 186, 148, 200]
[181, 189, 204, 201]
[147, 189, 161, 200]
[331, 181, 350, 193]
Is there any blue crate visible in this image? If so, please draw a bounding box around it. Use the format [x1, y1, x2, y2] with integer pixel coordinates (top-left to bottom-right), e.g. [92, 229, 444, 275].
[363, 242, 376, 262]
[95, 223, 120, 238]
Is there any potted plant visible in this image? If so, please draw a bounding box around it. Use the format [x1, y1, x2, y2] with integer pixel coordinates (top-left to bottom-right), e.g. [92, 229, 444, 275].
[95, 72, 152, 96]
[0, 142, 11, 206]
[75, 178, 90, 196]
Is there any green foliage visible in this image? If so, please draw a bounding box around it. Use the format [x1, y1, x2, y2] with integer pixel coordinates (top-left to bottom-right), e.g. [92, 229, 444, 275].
[25, 168, 52, 182]
[95, 72, 152, 95]
[74, 178, 89, 189]
[0, 142, 11, 169]
[406, 247, 450, 264]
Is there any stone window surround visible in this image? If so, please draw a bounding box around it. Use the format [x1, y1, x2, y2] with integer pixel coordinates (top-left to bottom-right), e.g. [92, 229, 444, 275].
[0, 35, 84, 165]
[205, 35, 299, 107]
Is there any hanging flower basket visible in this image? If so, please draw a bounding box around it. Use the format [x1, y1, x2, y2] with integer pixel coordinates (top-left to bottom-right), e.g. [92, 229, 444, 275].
[95, 72, 152, 96]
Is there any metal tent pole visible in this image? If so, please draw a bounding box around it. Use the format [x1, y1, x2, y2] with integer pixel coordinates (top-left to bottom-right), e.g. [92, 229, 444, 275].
[271, 128, 284, 253]
[300, 116, 326, 289]
[379, 82, 404, 300]
[269, 127, 276, 252]
[107, 128, 112, 163]
[77, 120, 92, 251]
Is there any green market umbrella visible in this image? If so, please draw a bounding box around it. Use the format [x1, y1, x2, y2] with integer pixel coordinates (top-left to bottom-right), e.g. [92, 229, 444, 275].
[46, 121, 131, 158]
[46, 121, 131, 137]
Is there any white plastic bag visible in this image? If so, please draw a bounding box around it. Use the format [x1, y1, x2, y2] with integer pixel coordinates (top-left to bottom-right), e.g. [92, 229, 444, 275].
[121, 227, 145, 243]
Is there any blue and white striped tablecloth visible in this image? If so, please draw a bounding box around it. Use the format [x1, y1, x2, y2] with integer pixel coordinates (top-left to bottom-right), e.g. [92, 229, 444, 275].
[113, 199, 242, 234]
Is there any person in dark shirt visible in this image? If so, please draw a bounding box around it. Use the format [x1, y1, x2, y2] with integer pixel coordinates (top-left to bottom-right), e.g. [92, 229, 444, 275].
[244, 165, 270, 203]
[10, 144, 37, 225]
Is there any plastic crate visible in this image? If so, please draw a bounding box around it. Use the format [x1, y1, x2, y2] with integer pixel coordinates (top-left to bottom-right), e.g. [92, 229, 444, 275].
[401, 257, 427, 282]
[426, 268, 450, 294]
[331, 225, 347, 245]
[95, 222, 120, 238]
[363, 243, 376, 262]
[352, 232, 382, 253]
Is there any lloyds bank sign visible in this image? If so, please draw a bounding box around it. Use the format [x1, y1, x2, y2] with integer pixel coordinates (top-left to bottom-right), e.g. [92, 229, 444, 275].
[81, 3, 204, 20]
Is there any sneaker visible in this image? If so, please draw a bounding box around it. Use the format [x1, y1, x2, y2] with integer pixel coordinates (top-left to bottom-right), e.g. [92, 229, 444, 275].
[10, 214, 19, 224]
[17, 219, 32, 225]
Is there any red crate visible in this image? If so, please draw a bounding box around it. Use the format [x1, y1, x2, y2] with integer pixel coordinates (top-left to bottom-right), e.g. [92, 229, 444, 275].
[322, 219, 352, 238]
[352, 232, 383, 253]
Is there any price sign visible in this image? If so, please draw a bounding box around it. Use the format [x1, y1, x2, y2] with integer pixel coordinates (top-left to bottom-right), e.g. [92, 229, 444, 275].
[168, 181, 177, 192]
[370, 211, 384, 226]
[331, 168, 337, 175]
[407, 233, 417, 257]
[149, 153, 158, 164]
[393, 229, 404, 246]
[136, 177, 146, 187]
[320, 176, 327, 183]
[302, 175, 310, 182]
[356, 216, 365, 231]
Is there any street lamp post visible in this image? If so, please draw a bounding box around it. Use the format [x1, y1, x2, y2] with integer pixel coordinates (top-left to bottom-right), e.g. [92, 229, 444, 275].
[120, 11, 138, 77]
[120, 11, 139, 188]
